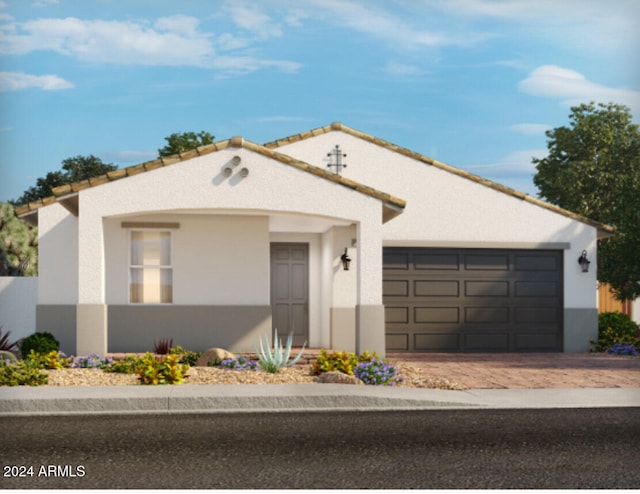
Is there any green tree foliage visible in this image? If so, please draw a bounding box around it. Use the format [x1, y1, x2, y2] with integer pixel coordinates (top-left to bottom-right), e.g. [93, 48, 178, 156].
[0, 202, 37, 276]
[533, 102, 640, 300]
[13, 155, 117, 205]
[158, 131, 215, 158]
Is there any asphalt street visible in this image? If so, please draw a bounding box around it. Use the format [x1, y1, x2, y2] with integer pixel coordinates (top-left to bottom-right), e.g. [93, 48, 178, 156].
[2, 407, 639, 489]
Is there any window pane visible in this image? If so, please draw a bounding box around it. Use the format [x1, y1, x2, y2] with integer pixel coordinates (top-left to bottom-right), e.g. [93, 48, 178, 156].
[131, 231, 171, 266]
[130, 268, 172, 303]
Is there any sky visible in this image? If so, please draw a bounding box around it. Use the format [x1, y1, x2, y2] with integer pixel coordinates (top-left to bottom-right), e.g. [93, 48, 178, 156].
[0, 0, 639, 203]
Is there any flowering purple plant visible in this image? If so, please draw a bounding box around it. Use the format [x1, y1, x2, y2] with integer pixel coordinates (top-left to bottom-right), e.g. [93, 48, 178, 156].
[218, 356, 258, 371]
[354, 358, 404, 385]
[606, 343, 638, 356]
[73, 353, 113, 369]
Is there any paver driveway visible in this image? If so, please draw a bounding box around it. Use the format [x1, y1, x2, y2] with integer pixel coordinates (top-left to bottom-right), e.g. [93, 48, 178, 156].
[387, 352, 640, 389]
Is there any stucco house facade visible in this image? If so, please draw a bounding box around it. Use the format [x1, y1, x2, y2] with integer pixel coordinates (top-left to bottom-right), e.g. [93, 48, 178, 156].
[16, 123, 612, 356]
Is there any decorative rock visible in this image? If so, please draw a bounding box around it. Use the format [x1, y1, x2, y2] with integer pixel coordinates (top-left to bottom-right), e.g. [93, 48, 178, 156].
[196, 348, 236, 367]
[315, 371, 363, 385]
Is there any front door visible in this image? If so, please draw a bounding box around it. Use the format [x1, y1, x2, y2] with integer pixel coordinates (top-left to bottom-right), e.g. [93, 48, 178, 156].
[270, 243, 309, 346]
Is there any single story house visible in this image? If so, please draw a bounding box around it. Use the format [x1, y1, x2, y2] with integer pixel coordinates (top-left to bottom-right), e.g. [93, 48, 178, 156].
[15, 122, 612, 356]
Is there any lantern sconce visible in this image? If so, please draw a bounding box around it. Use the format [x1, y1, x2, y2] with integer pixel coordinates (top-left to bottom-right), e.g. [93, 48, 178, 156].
[340, 248, 352, 271]
[578, 250, 591, 273]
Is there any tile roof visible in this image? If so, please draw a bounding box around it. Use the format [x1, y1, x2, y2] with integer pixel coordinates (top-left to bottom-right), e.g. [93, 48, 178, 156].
[14, 136, 406, 225]
[264, 122, 615, 237]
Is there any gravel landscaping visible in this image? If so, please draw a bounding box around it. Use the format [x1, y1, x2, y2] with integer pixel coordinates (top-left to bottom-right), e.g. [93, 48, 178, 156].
[43, 363, 467, 390]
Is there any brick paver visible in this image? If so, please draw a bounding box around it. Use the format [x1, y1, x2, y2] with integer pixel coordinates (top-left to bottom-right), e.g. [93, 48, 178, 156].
[386, 352, 640, 389]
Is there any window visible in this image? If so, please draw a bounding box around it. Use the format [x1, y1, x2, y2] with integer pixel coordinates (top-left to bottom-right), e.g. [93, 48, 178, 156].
[129, 230, 172, 303]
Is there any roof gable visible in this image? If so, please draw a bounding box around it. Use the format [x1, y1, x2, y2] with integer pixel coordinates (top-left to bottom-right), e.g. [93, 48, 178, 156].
[265, 122, 614, 237]
[15, 136, 406, 225]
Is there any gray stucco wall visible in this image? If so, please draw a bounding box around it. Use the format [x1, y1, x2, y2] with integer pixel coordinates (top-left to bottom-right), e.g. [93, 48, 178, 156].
[564, 308, 598, 352]
[108, 305, 272, 353]
[36, 305, 77, 355]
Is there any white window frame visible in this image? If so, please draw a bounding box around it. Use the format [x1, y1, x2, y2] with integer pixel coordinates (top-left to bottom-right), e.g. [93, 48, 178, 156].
[128, 229, 174, 305]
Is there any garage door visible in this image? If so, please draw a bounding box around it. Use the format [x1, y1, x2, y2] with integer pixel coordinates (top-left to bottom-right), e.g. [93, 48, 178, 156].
[383, 248, 563, 352]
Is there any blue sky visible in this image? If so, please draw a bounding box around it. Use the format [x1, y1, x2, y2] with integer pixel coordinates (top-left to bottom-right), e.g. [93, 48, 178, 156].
[1, 0, 638, 203]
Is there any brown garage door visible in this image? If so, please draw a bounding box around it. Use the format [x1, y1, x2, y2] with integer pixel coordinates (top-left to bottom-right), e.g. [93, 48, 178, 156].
[383, 248, 563, 352]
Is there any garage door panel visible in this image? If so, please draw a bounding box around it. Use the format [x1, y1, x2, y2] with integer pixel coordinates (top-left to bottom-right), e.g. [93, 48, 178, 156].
[515, 333, 559, 351]
[415, 280, 459, 297]
[415, 307, 459, 323]
[465, 254, 509, 270]
[415, 333, 459, 351]
[515, 254, 560, 271]
[465, 306, 510, 323]
[515, 307, 560, 324]
[386, 333, 409, 351]
[465, 280, 509, 297]
[464, 333, 509, 351]
[515, 281, 559, 297]
[383, 248, 563, 352]
[383, 280, 409, 297]
[383, 252, 409, 270]
[414, 253, 460, 270]
[385, 306, 409, 323]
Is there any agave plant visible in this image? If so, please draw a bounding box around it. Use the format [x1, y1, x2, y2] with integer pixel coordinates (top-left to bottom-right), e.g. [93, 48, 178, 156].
[255, 329, 306, 373]
[0, 326, 19, 352]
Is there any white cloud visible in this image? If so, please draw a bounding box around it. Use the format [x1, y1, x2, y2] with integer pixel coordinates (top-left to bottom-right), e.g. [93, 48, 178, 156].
[307, 0, 486, 49]
[223, 1, 282, 39]
[510, 123, 551, 136]
[385, 62, 425, 77]
[0, 14, 302, 76]
[519, 65, 640, 113]
[0, 71, 73, 91]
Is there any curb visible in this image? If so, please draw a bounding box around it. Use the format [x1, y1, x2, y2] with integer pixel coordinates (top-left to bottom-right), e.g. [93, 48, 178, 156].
[1, 384, 639, 416]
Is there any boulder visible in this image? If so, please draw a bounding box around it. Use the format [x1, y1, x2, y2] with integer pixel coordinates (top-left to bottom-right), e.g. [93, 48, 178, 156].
[315, 371, 363, 385]
[196, 348, 236, 367]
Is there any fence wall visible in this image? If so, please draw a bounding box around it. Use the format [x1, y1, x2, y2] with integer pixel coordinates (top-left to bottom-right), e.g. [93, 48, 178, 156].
[0, 276, 37, 341]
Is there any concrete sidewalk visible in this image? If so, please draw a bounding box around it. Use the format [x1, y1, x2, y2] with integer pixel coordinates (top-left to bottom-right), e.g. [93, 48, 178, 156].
[1, 384, 639, 416]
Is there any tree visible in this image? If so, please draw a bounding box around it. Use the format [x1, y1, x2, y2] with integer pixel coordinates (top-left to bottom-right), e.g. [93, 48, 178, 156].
[158, 131, 215, 158]
[0, 202, 37, 276]
[533, 102, 640, 300]
[13, 155, 117, 205]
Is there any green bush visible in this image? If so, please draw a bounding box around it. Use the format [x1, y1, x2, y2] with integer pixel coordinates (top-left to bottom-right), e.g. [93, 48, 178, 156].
[26, 350, 72, 369]
[18, 332, 59, 358]
[136, 352, 189, 385]
[103, 355, 142, 374]
[311, 349, 378, 376]
[591, 312, 640, 353]
[169, 346, 202, 366]
[0, 359, 49, 386]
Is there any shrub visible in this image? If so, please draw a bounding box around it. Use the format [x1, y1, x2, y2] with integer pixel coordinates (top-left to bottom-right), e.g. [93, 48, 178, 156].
[153, 338, 173, 355]
[136, 352, 189, 385]
[217, 356, 258, 371]
[0, 350, 18, 363]
[353, 358, 404, 386]
[606, 343, 639, 357]
[255, 329, 306, 373]
[0, 326, 19, 352]
[103, 355, 142, 374]
[73, 353, 113, 369]
[169, 345, 201, 366]
[591, 312, 639, 353]
[311, 349, 379, 376]
[26, 350, 71, 369]
[0, 359, 48, 386]
[18, 332, 59, 358]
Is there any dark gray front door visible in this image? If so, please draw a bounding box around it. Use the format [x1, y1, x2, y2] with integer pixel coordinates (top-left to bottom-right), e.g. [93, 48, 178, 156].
[383, 248, 563, 352]
[270, 243, 309, 346]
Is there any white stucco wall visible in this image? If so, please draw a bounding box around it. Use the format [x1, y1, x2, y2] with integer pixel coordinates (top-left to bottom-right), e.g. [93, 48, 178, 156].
[276, 131, 600, 311]
[105, 214, 270, 305]
[0, 276, 37, 340]
[38, 202, 78, 304]
[77, 145, 385, 310]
